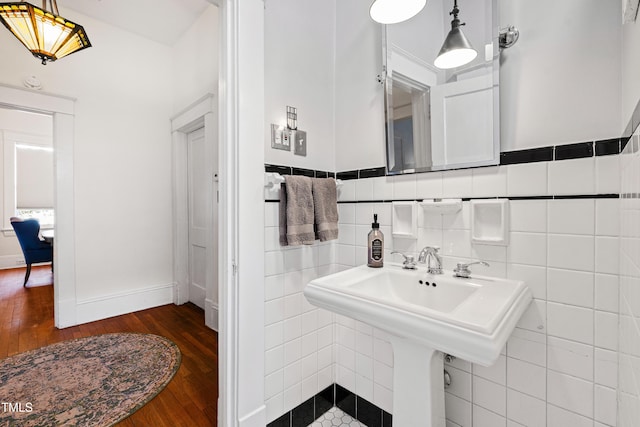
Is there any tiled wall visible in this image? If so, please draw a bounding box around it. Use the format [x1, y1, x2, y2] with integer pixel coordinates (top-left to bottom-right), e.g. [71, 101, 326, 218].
[619, 130, 640, 427]
[264, 140, 622, 426]
[263, 189, 337, 423]
[333, 152, 620, 426]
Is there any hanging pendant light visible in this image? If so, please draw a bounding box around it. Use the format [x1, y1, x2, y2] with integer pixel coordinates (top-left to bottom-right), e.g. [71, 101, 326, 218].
[369, 0, 426, 25]
[0, 0, 91, 65]
[434, 0, 477, 69]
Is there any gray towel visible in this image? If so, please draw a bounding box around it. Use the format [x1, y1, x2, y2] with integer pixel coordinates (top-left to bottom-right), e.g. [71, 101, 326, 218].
[281, 175, 315, 246]
[312, 178, 339, 242]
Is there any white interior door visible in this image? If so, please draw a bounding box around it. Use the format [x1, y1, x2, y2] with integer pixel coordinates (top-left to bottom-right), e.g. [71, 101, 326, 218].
[187, 127, 209, 309]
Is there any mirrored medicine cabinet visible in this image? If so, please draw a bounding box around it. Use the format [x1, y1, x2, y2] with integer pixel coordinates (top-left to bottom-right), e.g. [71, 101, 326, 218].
[382, 0, 500, 175]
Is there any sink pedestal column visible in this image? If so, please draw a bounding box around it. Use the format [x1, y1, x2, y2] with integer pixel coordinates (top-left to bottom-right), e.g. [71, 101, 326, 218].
[388, 336, 446, 427]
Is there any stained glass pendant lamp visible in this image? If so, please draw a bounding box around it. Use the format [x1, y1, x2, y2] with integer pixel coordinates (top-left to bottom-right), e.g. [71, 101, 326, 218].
[0, 0, 91, 65]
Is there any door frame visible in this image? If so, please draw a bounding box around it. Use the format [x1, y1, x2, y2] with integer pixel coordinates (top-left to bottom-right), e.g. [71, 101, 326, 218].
[0, 83, 77, 329]
[171, 93, 218, 330]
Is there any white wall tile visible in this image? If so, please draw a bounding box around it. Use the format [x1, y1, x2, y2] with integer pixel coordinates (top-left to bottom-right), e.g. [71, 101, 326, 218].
[371, 176, 394, 201]
[595, 310, 618, 351]
[546, 404, 594, 427]
[547, 157, 595, 196]
[472, 166, 507, 197]
[547, 234, 595, 271]
[547, 199, 595, 235]
[547, 268, 594, 308]
[507, 357, 546, 399]
[356, 178, 374, 201]
[547, 336, 593, 381]
[595, 236, 619, 274]
[594, 385, 617, 426]
[473, 354, 506, 384]
[442, 169, 473, 198]
[547, 371, 594, 418]
[473, 404, 506, 427]
[337, 179, 356, 201]
[507, 264, 547, 299]
[506, 389, 546, 427]
[595, 198, 619, 236]
[473, 377, 506, 415]
[509, 200, 547, 233]
[445, 392, 472, 427]
[338, 203, 356, 224]
[508, 232, 547, 266]
[507, 328, 547, 367]
[392, 174, 417, 199]
[595, 273, 619, 312]
[506, 162, 548, 196]
[594, 348, 618, 388]
[547, 302, 593, 345]
[415, 171, 443, 199]
[446, 366, 472, 400]
[595, 154, 620, 194]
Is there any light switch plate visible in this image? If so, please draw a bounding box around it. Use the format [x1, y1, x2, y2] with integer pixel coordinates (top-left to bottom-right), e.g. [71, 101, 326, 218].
[271, 124, 290, 151]
[293, 130, 307, 156]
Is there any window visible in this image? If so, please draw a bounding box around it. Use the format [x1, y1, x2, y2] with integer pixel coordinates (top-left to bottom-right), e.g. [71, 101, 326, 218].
[2, 128, 54, 231]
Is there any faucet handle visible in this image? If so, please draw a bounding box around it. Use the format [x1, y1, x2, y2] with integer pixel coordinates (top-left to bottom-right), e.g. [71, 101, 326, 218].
[453, 261, 489, 278]
[391, 251, 417, 270]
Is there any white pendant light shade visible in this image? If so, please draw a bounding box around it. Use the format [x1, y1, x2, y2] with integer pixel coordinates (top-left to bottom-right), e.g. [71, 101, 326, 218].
[434, 27, 477, 69]
[369, 0, 427, 24]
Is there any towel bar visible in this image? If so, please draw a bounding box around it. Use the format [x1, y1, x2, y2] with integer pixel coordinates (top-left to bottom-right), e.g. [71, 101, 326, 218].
[264, 172, 343, 189]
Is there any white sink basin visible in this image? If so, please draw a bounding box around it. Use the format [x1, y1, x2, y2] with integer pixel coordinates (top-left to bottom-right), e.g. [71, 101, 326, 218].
[304, 263, 532, 366]
[304, 263, 532, 426]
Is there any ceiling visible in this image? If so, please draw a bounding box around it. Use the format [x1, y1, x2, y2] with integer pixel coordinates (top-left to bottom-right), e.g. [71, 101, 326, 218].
[60, 0, 216, 46]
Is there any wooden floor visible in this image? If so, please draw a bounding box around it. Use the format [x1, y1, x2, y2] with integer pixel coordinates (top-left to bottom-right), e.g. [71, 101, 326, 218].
[0, 265, 218, 426]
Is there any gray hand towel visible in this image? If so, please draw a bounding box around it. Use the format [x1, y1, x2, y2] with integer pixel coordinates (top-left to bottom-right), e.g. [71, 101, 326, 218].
[282, 175, 316, 245]
[312, 177, 339, 242]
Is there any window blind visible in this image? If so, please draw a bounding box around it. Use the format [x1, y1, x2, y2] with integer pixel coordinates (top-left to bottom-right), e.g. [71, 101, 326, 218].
[16, 145, 54, 209]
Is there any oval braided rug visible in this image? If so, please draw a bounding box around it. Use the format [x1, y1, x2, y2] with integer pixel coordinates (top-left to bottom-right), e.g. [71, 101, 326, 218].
[0, 333, 181, 426]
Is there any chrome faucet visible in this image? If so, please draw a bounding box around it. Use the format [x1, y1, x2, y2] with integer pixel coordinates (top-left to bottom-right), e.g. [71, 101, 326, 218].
[418, 246, 442, 275]
[453, 261, 489, 278]
[391, 251, 417, 270]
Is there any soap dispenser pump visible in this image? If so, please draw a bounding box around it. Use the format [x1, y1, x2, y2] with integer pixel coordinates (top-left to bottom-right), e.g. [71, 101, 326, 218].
[368, 214, 384, 268]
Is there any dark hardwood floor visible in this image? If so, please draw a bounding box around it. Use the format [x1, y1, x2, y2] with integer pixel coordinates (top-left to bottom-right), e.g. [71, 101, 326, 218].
[0, 265, 218, 426]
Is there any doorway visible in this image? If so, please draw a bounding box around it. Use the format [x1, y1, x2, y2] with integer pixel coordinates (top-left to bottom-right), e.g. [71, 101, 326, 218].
[171, 94, 219, 330]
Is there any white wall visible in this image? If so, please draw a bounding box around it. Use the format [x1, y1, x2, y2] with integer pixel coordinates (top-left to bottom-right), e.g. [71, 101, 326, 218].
[264, 0, 336, 173]
[172, 5, 220, 114]
[500, 0, 622, 149]
[622, 6, 640, 128]
[334, 0, 385, 172]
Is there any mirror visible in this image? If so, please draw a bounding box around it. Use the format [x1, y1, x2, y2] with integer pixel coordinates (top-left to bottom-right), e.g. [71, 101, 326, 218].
[383, 0, 499, 174]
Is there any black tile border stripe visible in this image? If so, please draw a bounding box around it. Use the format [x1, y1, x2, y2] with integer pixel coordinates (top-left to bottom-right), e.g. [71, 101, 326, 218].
[500, 146, 553, 165]
[554, 142, 594, 160]
[267, 137, 626, 182]
[266, 383, 392, 427]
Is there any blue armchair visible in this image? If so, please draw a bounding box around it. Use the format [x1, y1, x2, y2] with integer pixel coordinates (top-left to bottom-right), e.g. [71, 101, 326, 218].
[10, 218, 53, 286]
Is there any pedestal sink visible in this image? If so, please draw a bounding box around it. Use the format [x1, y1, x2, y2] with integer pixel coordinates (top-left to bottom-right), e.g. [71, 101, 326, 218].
[303, 263, 532, 426]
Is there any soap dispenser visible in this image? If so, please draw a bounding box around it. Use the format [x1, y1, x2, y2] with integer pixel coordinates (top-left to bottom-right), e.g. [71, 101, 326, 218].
[367, 214, 384, 268]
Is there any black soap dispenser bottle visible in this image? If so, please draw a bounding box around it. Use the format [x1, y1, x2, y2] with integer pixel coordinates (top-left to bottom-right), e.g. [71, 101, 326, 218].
[367, 214, 384, 268]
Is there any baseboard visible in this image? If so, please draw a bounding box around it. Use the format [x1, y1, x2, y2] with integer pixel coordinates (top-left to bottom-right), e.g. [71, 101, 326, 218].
[205, 298, 219, 331]
[238, 404, 266, 427]
[74, 283, 174, 325]
[0, 254, 25, 270]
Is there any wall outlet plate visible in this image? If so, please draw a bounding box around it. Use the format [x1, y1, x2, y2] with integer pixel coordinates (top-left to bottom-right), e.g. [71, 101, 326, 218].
[271, 124, 290, 151]
[293, 129, 307, 156]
